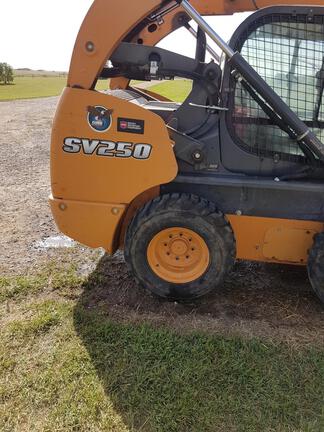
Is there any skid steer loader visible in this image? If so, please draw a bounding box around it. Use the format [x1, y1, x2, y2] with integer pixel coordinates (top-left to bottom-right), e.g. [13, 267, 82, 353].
[51, 0, 324, 303]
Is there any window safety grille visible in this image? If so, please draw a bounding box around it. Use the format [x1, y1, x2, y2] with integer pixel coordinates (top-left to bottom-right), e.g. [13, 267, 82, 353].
[232, 13, 324, 162]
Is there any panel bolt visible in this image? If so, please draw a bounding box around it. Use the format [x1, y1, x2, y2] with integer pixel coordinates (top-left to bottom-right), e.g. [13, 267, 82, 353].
[59, 203, 67, 211]
[86, 41, 95, 52]
[112, 208, 119, 215]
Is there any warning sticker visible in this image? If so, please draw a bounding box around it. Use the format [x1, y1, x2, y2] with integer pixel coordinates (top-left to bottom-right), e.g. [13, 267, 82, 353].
[117, 117, 145, 135]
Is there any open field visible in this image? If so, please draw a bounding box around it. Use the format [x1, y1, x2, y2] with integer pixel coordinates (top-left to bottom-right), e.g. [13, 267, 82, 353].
[1, 93, 324, 431]
[0, 77, 67, 101]
[150, 79, 192, 101]
[14, 69, 67, 77]
[0, 77, 109, 101]
[0, 76, 190, 101]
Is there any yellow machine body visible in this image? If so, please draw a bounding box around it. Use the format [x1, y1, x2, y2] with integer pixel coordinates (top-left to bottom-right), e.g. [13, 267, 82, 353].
[50, 87, 177, 252]
[50, 0, 324, 263]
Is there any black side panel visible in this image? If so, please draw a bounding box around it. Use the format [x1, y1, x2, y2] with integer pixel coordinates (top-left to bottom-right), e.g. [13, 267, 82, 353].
[162, 175, 324, 221]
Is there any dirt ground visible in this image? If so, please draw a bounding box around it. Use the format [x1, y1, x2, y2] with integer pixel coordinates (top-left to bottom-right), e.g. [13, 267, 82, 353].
[1, 97, 324, 345]
[0, 97, 100, 275]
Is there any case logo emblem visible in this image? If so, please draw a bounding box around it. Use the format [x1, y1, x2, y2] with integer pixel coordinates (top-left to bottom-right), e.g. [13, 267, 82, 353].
[87, 106, 113, 132]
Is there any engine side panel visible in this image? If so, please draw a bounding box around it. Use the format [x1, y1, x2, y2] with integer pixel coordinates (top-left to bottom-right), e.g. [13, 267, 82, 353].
[51, 87, 177, 203]
[50, 87, 177, 252]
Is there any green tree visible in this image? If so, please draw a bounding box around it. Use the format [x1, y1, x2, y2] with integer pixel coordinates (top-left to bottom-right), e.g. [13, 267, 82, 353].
[0, 63, 14, 84]
[4, 63, 14, 84]
[0, 63, 4, 84]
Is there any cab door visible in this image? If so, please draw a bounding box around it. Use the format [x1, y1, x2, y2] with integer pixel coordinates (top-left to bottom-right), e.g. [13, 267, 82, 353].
[220, 6, 324, 177]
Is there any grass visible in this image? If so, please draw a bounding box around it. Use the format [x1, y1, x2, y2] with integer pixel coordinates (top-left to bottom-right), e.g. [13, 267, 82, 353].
[1, 265, 324, 432]
[0, 77, 110, 101]
[0, 76, 191, 102]
[0, 265, 82, 302]
[149, 79, 192, 102]
[0, 77, 67, 101]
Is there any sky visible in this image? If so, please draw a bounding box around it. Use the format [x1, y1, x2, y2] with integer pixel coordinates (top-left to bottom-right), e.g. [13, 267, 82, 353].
[0, 0, 250, 71]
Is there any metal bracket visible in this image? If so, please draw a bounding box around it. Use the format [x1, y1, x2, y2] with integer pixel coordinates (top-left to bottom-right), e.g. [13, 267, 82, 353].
[189, 102, 228, 111]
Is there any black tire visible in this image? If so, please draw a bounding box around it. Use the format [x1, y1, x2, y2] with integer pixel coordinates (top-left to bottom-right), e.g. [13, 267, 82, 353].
[124, 193, 236, 300]
[307, 232, 324, 305]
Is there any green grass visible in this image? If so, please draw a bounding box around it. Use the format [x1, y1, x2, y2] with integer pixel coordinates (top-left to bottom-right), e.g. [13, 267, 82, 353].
[0, 77, 110, 101]
[1, 266, 324, 431]
[149, 79, 192, 102]
[0, 265, 82, 302]
[0, 77, 67, 101]
[0, 76, 190, 102]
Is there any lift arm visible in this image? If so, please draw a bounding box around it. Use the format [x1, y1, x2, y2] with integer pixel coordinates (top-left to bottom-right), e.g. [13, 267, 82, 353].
[68, 0, 324, 90]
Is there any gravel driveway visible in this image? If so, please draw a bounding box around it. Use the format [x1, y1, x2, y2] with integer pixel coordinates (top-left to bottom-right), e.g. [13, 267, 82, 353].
[1, 97, 59, 274]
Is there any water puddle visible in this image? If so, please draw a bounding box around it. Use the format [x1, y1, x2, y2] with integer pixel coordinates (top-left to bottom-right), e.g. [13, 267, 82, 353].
[34, 235, 75, 250]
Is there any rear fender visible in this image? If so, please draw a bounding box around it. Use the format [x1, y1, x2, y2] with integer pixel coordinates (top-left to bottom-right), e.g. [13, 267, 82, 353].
[50, 87, 177, 253]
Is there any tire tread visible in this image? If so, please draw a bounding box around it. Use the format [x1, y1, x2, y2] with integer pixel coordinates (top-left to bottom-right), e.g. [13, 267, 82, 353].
[125, 193, 236, 300]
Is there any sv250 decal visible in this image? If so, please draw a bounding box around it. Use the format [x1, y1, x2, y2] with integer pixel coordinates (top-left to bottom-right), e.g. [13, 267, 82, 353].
[63, 137, 152, 160]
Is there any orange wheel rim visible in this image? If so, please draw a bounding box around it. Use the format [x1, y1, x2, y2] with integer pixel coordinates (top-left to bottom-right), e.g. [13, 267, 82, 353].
[147, 227, 210, 284]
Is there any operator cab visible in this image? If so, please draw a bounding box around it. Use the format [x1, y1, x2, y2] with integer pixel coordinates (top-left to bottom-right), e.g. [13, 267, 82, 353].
[221, 6, 324, 177]
[97, 5, 324, 179]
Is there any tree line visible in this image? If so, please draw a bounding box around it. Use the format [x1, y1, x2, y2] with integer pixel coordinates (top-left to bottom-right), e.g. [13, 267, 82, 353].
[0, 63, 14, 85]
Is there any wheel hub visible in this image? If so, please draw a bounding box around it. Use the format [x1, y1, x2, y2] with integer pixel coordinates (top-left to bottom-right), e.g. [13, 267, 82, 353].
[147, 227, 210, 283]
[169, 238, 188, 256]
